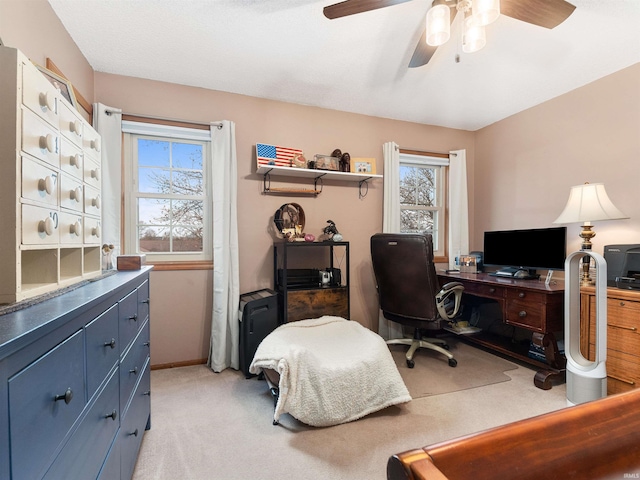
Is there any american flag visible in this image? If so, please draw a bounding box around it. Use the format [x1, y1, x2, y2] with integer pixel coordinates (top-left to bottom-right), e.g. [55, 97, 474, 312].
[256, 143, 303, 167]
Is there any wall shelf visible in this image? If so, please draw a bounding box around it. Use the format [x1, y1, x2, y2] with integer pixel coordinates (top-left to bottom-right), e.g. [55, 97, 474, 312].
[258, 165, 382, 198]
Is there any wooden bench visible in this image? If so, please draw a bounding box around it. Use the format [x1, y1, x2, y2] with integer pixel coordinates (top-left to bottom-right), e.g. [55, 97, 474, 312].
[388, 388, 640, 480]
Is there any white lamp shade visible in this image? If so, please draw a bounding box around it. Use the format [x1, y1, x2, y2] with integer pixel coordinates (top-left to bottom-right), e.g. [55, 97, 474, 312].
[462, 15, 486, 53]
[426, 4, 451, 46]
[473, 0, 500, 26]
[553, 183, 628, 224]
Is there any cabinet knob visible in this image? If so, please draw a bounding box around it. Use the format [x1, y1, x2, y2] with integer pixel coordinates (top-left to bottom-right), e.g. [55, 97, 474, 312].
[143, 341, 150, 348]
[620, 301, 626, 307]
[128, 429, 139, 437]
[39, 91, 56, 112]
[518, 292, 525, 298]
[519, 311, 527, 318]
[71, 186, 83, 202]
[70, 220, 82, 237]
[142, 299, 150, 305]
[39, 216, 56, 236]
[489, 288, 496, 293]
[39, 133, 57, 153]
[129, 314, 138, 322]
[105, 410, 118, 421]
[54, 387, 73, 404]
[92, 194, 101, 209]
[70, 153, 82, 169]
[143, 391, 151, 396]
[130, 366, 139, 375]
[104, 338, 116, 349]
[38, 175, 55, 195]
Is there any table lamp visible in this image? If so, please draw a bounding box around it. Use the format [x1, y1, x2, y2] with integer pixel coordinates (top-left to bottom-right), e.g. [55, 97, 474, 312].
[553, 182, 628, 285]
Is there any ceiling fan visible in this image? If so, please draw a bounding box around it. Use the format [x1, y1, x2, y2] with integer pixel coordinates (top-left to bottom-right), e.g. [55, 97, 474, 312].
[323, 0, 576, 67]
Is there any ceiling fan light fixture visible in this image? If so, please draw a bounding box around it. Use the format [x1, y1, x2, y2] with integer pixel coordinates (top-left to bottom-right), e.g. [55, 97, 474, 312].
[472, 0, 500, 26]
[426, 4, 451, 46]
[462, 14, 486, 53]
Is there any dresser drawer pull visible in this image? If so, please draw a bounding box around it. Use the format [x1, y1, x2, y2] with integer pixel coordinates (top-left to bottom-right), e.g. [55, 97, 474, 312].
[104, 338, 116, 349]
[129, 314, 138, 322]
[143, 341, 150, 348]
[518, 292, 525, 298]
[128, 429, 139, 437]
[105, 410, 118, 421]
[608, 374, 635, 386]
[130, 366, 139, 375]
[143, 391, 151, 396]
[519, 311, 527, 318]
[142, 298, 150, 305]
[54, 387, 73, 404]
[610, 324, 637, 332]
[620, 301, 625, 307]
[489, 288, 496, 293]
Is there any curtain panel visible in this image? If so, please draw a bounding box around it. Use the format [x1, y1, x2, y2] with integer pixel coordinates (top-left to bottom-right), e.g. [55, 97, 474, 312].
[207, 121, 240, 372]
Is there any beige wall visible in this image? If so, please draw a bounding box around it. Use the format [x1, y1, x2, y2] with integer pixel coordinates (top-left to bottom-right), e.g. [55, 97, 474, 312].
[474, 63, 640, 255]
[2, 0, 639, 367]
[94, 73, 475, 364]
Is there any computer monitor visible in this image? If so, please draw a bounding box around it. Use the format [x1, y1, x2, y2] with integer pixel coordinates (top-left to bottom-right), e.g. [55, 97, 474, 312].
[483, 227, 567, 278]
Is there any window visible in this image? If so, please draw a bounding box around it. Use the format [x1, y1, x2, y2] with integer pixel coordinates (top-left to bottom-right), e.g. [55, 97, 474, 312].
[124, 122, 211, 262]
[399, 152, 448, 258]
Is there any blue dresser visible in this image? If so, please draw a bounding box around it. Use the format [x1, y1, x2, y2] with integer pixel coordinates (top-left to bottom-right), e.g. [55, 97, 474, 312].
[0, 267, 152, 479]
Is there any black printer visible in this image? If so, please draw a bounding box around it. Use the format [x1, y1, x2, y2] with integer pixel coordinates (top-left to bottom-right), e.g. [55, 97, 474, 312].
[603, 244, 640, 289]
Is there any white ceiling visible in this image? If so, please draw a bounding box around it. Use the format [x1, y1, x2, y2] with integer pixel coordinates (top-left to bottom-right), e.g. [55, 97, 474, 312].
[48, 0, 640, 131]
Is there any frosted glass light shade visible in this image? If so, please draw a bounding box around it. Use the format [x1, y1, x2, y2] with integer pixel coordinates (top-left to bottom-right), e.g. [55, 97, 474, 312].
[462, 15, 486, 53]
[426, 4, 451, 46]
[473, 0, 500, 26]
[553, 183, 628, 224]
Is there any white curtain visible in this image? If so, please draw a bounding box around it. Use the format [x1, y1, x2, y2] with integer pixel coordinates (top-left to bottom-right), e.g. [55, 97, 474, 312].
[448, 149, 470, 269]
[378, 141, 403, 340]
[92, 103, 122, 256]
[207, 121, 240, 372]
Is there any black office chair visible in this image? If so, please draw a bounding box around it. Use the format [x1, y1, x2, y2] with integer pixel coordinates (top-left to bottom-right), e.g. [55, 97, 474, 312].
[370, 233, 464, 368]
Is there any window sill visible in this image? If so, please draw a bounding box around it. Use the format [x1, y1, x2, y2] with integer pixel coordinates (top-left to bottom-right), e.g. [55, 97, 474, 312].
[148, 260, 213, 271]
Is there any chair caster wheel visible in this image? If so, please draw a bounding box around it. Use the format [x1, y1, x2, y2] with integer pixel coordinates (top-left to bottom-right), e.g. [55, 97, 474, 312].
[406, 359, 415, 369]
[448, 358, 457, 367]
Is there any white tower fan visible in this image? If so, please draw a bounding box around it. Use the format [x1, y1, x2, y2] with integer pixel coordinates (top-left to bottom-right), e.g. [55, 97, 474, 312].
[564, 250, 608, 406]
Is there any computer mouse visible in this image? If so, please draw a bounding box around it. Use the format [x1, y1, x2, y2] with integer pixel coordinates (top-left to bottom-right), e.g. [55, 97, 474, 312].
[514, 270, 528, 278]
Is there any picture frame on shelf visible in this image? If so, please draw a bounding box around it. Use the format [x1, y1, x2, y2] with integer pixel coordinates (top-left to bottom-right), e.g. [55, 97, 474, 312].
[314, 154, 340, 171]
[350, 158, 376, 175]
[34, 64, 77, 109]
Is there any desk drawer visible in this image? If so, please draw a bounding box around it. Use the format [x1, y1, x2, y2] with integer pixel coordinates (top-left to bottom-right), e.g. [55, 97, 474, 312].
[506, 300, 545, 331]
[462, 281, 505, 300]
[507, 289, 547, 304]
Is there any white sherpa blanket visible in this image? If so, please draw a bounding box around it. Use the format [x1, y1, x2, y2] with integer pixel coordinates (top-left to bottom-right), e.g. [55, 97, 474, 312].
[249, 316, 411, 427]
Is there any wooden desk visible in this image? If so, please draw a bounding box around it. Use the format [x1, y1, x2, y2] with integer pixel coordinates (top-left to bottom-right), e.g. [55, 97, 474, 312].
[438, 272, 565, 389]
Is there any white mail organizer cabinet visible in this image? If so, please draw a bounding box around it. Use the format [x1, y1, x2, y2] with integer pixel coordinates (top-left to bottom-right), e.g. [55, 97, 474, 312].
[0, 267, 152, 479]
[0, 46, 103, 304]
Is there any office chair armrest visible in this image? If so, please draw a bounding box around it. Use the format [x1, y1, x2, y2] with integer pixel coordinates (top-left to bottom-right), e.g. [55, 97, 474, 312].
[436, 282, 464, 320]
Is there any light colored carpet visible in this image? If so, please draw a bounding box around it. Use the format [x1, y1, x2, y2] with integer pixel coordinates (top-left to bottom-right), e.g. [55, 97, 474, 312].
[391, 337, 518, 398]
[132, 345, 567, 480]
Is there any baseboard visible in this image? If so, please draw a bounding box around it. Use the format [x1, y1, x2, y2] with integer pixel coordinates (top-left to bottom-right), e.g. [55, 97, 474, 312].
[151, 358, 208, 370]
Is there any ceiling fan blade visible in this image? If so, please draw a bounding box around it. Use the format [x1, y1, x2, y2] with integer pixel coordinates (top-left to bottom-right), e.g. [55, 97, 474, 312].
[408, 29, 439, 68]
[501, 0, 576, 29]
[323, 0, 412, 19]
[408, 7, 457, 68]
